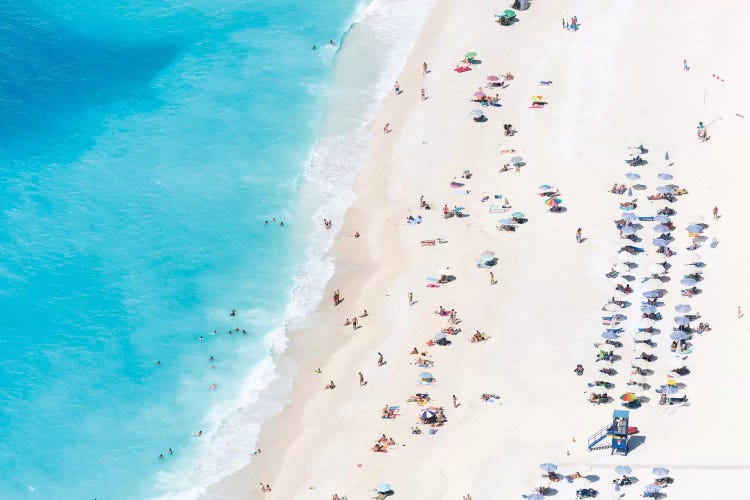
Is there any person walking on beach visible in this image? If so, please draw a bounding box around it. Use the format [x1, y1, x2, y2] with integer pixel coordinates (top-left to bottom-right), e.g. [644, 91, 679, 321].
[352, 317, 358, 330]
[738, 306, 743, 319]
[453, 395, 459, 408]
[713, 206, 719, 220]
[408, 292, 414, 305]
[393, 81, 400, 94]
[377, 352, 384, 366]
[420, 88, 426, 101]
[490, 271, 496, 285]
[358, 371, 366, 386]
[576, 227, 582, 243]
[383, 123, 391, 134]
[422, 62, 428, 75]
[683, 59, 689, 71]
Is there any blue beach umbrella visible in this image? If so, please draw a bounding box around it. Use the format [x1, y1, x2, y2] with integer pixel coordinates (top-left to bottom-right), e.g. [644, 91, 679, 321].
[686, 224, 703, 233]
[653, 467, 669, 476]
[498, 218, 515, 225]
[675, 304, 691, 313]
[376, 483, 392, 493]
[674, 316, 690, 325]
[621, 225, 637, 235]
[643, 290, 661, 298]
[664, 151, 669, 161]
[645, 484, 662, 494]
[526, 494, 544, 500]
[655, 214, 671, 223]
[539, 463, 558, 473]
[601, 331, 619, 340]
[625, 172, 640, 180]
[652, 238, 669, 247]
[419, 371, 433, 379]
[671, 331, 689, 341]
[653, 225, 670, 233]
[681, 277, 697, 286]
[656, 186, 672, 194]
[615, 465, 633, 475]
[539, 184, 553, 190]
[420, 409, 436, 419]
[660, 385, 679, 395]
[657, 173, 673, 180]
[641, 305, 657, 313]
[622, 212, 638, 221]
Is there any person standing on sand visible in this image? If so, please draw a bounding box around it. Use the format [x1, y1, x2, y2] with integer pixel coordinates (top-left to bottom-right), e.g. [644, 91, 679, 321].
[352, 317, 358, 330]
[383, 123, 391, 134]
[378, 352, 384, 366]
[738, 306, 743, 319]
[393, 81, 400, 94]
[490, 272, 496, 285]
[684, 59, 689, 71]
[422, 62, 428, 75]
[358, 371, 366, 386]
[713, 206, 719, 220]
[453, 395, 459, 408]
[408, 292, 414, 305]
[576, 227, 582, 243]
[420, 88, 426, 101]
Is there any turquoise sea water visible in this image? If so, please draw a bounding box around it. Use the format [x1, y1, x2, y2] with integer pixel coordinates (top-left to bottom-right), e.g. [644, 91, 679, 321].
[0, 1, 363, 498]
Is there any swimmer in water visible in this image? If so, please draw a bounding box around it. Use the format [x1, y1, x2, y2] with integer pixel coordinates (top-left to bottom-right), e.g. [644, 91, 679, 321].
[199, 336, 204, 341]
[312, 45, 316, 50]
[329, 39, 335, 45]
[210, 356, 215, 362]
[211, 383, 217, 390]
[230, 309, 236, 316]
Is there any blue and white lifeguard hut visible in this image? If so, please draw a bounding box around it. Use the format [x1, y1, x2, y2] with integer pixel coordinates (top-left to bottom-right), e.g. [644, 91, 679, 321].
[588, 409, 630, 455]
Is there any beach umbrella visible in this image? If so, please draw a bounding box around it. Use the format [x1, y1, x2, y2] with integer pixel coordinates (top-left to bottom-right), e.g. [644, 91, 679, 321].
[438, 268, 452, 276]
[611, 313, 627, 321]
[538, 184, 553, 190]
[419, 371, 433, 380]
[653, 467, 669, 476]
[653, 225, 670, 233]
[526, 494, 543, 500]
[545, 197, 562, 206]
[465, 51, 477, 59]
[674, 316, 690, 325]
[671, 331, 689, 341]
[626, 146, 641, 156]
[470, 109, 485, 119]
[652, 238, 669, 247]
[660, 385, 679, 395]
[503, 9, 516, 18]
[625, 172, 641, 180]
[511, 212, 524, 219]
[688, 253, 703, 262]
[621, 225, 637, 235]
[434, 332, 447, 341]
[622, 212, 638, 221]
[419, 409, 436, 419]
[643, 290, 661, 298]
[656, 186, 673, 193]
[686, 224, 703, 233]
[675, 304, 691, 313]
[668, 357, 686, 368]
[620, 392, 638, 402]
[634, 330, 651, 341]
[601, 331, 619, 340]
[658, 173, 673, 180]
[376, 483, 392, 493]
[615, 465, 633, 475]
[614, 263, 630, 274]
[641, 305, 657, 313]
[487, 75, 500, 81]
[681, 277, 697, 286]
[498, 218, 515, 224]
[474, 91, 486, 98]
[645, 484, 662, 494]
[665, 184, 679, 189]
[510, 156, 524, 165]
[647, 264, 664, 274]
[655, 214, 671, 223]
[539, 463, 558, 473]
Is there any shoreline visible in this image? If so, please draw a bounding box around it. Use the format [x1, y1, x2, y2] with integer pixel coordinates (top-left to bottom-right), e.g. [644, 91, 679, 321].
[207, 1, 750, 498]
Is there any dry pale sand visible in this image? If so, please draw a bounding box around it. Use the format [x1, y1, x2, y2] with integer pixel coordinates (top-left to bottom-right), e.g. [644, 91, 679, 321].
[206, 1, 750, 498]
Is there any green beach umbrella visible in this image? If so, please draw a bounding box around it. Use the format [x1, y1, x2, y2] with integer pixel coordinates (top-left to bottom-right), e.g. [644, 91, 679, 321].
[511, 212, 524, 219]
[465, 52, 477, 60]
[503, 9, 516, 18]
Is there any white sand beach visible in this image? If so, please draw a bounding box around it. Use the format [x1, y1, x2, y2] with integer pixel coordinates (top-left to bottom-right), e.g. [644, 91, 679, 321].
[205, 1, 750, 498]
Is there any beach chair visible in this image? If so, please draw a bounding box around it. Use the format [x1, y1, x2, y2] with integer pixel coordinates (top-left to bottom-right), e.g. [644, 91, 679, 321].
[489, 204, 507, 213]
[420, 240, 436, 246]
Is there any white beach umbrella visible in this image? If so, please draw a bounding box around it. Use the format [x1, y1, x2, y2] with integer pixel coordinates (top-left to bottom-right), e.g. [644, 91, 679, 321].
[438, 268, 452, 276]
[634, 330, 651, 341]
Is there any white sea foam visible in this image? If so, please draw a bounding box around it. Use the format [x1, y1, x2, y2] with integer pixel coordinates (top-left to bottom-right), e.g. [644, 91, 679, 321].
[155, 0, 434, 497]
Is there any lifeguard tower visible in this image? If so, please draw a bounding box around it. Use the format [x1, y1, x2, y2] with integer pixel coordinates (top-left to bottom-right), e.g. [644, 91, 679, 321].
[587, 409, 630, 455]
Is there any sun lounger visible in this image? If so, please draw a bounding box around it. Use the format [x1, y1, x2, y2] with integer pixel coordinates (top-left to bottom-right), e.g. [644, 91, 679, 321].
[638, 216, 655, 221]
[489, 205, 508, 213]
[421, 240, 436, 246]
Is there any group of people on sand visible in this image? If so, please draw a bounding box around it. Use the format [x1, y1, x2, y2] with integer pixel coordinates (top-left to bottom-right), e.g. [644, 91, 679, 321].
[371, 434, 396, 452]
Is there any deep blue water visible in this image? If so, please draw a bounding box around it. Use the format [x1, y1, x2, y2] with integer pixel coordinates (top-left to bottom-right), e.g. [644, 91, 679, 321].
[0, 1, 359, 498]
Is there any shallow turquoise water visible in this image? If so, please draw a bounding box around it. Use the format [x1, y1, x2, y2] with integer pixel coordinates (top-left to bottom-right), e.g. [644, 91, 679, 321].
[0, 1, 360, 498]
